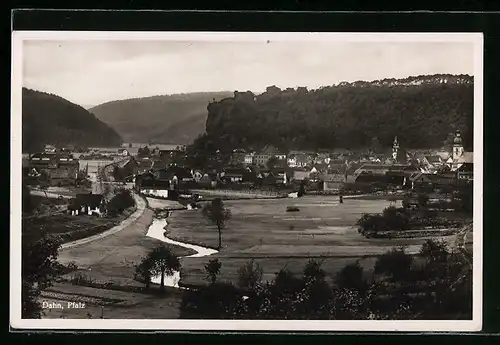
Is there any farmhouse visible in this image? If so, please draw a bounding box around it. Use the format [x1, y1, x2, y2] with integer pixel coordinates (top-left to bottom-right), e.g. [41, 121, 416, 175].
[291, 168, 310, 181]
[29, 152, 79, 186]
[68, 193, 106, 216]
[322, 169, 347, 191]
[456, 162, 473, 181]
[220, 167, 248, 183]
[254, 145, 287, 167]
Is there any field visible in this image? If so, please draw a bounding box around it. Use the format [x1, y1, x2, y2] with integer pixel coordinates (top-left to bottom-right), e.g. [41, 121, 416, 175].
[38, 193, 472, 319]
[24, 207, 135, 243]
[153, 196, 466, 287]
[41, 206, 195, 319]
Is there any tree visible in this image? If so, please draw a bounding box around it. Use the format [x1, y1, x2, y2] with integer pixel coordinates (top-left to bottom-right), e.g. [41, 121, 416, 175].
[420, 239, 449, 265]
[237, 259, 263, 291]
[22, 219, 63, 318]
[266, 155, 286, 169]
[382, 206, 409, 231]
[138, 146, 150, 157]
[374, 247, 414, 282]
[134, 256, 153, 290]
[298, 180, 306, 197]
[205, 258, 222, 284]
[371, 136, 382, 153]
[335, 260, 366, 292]
[112, 166, 122, 181]
[106, 189, 135, 216]
[148, 245, 181, 291]
[179, 281, 242, 319]
[128, 143, 133, 148]
[417, 193, 430, 208]
[202, 198, 231, 250]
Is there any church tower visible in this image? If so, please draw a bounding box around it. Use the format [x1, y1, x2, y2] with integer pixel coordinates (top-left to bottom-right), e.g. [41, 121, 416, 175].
[392, 136, 399, 161]
[452, 129, 464, 161]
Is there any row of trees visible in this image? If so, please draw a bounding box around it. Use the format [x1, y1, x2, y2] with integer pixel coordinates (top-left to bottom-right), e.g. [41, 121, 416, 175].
[177, 240, 471, 320]
[192, 76, 473, 155]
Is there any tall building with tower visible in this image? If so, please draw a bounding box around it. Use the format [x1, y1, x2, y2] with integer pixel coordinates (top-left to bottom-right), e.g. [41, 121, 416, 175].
[448, 129, 473, 172]
[392, 136, 400, 161]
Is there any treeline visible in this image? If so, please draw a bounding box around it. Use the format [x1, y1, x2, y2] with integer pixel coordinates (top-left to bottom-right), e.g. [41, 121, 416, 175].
[22, 88, 123, 153]
[178, 241, 472, 320]
[193, 74, 473, 153]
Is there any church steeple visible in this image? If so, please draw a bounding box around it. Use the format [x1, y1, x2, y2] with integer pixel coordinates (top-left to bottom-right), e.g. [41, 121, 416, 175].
[452, 129, 464, 161]
[392, 136, 399, 161]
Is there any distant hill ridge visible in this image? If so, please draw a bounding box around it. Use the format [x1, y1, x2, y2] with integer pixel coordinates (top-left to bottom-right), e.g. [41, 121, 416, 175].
[22, 88, 122, 153]
[189, 73, 474, 154]
[90, 91, 234, 145]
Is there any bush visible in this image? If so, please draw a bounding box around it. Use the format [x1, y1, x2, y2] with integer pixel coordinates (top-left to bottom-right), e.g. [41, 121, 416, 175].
[237, 260, 263, 291]
[205, 258, 222, 284]
[179, 281, 243, 319]
[335, 261, 367, 292]
[357, 213, 388, 234]
[107, 189, 135, 216]
[70, 272, 95, 286]
[374, 247, 414, 282]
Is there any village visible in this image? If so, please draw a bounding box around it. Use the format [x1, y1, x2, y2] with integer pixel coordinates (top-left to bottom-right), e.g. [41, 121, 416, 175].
[23, 128, 473, 210]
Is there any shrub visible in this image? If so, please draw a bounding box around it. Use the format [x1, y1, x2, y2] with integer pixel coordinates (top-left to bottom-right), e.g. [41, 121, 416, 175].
[70, 272, 95, 286]
[420, 239, 449, 265]
[237, 260, 263, 291]
[335, 261, 367, 292]
[357, 213, 387, 234]
[374, 247, 414, 282]
[107, 189, 135, 216]
[205, 258, 222, 284]
[179, 281, 243, 319]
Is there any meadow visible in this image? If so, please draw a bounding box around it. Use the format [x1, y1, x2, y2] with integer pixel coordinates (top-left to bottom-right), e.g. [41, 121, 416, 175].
[153, 196, 462, 286]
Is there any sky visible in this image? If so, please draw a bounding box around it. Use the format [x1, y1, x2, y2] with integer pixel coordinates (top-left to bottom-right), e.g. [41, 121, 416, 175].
[22, 39, 475, 108]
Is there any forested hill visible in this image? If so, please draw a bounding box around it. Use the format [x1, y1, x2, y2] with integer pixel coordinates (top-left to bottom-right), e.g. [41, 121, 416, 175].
[90, 91, 233, 144]
[22, 88, 122, 153]
[197, 74, 473, 153]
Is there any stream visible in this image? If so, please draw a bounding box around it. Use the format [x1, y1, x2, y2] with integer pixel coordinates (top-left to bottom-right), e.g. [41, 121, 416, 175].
[145, 217, 218, 288]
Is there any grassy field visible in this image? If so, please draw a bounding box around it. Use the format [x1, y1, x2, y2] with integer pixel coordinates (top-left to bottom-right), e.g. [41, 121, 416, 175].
[39, 206, 196, 319]
[40, 282, 184, 319]
[25, 207, 137, 243]
[56, 208, 194, 288]
[150, 196, 465, 287]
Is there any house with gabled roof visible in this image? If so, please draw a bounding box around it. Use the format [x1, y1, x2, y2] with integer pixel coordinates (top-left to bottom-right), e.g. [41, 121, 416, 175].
[254, 145, 287, 167]
[456, 162, 473, 182]
[287, 153, 313, 168]
[68, 193, 106, 216]
[354, 163, 391, 176]
[291, 168, 310, 181]
[29, 152, 79, 186]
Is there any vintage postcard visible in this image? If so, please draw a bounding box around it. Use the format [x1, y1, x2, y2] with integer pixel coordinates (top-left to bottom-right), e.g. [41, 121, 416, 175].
[11, 31, 483, 332]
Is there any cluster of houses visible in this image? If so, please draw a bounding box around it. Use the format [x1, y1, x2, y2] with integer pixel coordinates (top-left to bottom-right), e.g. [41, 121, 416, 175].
[24, 145, 80, 186]
[25, 130, 473, 197]
[130, 130, 473, 194]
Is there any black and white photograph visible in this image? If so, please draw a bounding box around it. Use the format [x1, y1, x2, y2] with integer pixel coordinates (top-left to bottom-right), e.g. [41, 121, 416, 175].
[11, 31, 483, 332]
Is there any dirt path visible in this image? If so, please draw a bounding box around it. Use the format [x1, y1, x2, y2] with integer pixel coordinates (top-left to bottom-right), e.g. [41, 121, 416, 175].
[60, 193, 146, 250]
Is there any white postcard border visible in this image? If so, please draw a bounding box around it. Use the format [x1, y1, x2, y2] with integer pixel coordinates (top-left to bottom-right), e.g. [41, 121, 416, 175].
[10, 31, 484, 332]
